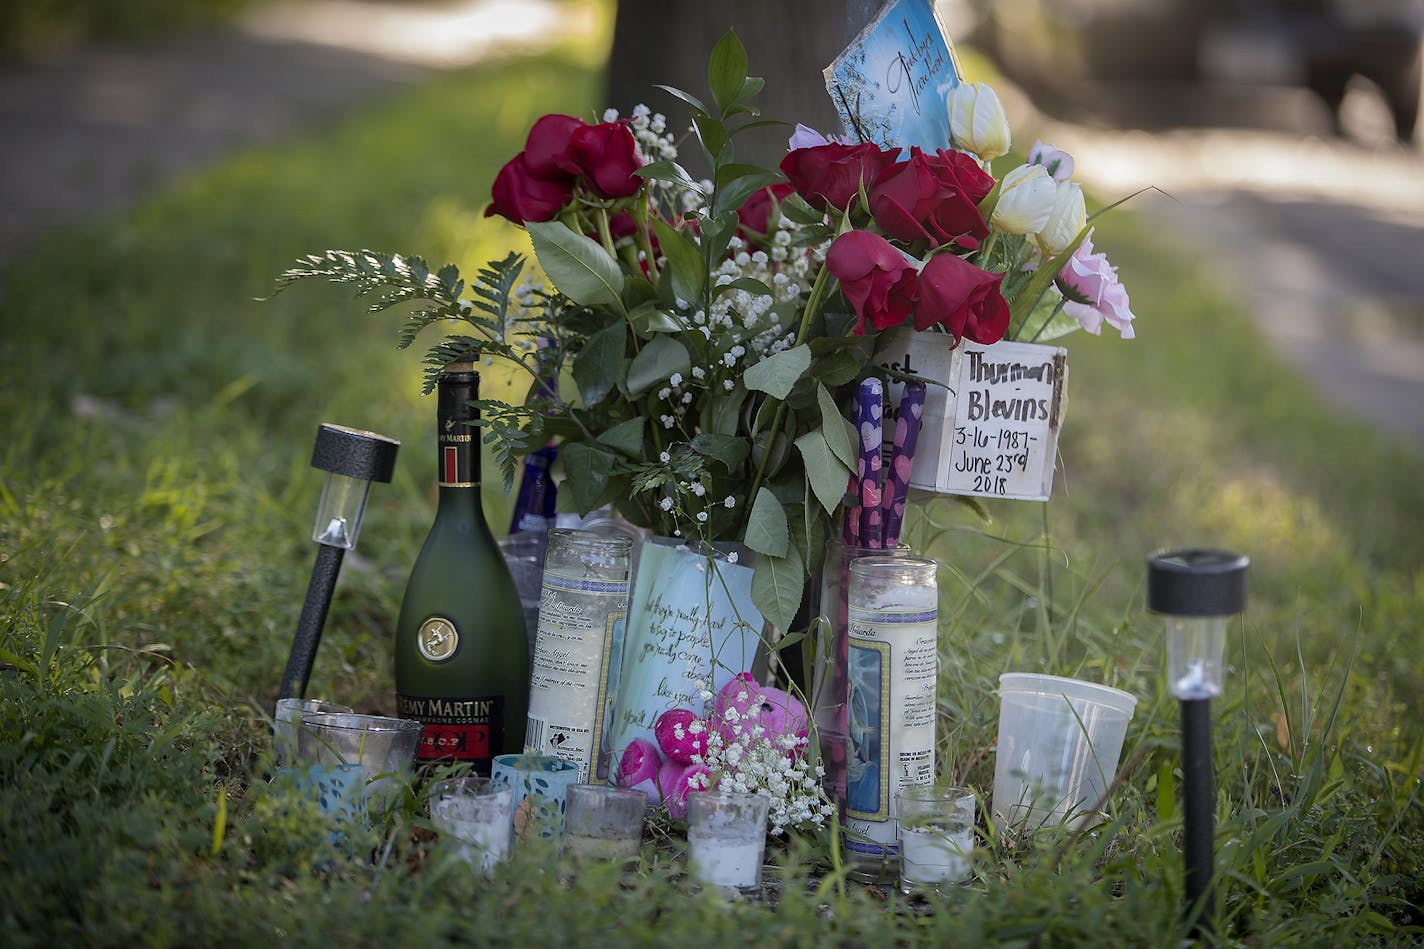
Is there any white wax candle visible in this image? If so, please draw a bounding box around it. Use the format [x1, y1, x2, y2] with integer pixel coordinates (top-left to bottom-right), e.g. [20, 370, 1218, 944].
[689, 838, 763, 888]
[899, 826, 970, 885]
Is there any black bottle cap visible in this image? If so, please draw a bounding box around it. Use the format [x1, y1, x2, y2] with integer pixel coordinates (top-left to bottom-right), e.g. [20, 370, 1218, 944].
[310, 423, 401, 483]
[1147, 548, 1249, 617]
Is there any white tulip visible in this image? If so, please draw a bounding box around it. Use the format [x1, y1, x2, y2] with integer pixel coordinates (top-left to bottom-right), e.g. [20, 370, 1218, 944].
[1035, 180, 1087, 256]
[945, 82, 1011, 161]
[990, 163, 1056, 235]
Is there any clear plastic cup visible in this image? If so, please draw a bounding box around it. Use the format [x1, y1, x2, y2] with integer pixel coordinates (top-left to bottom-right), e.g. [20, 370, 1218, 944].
[991, 673, 1137, 830]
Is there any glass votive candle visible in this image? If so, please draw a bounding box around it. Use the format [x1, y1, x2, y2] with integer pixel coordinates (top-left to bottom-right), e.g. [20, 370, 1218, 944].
[686, 790, 770, 898]
[273, 697, 352, 771]
[563, 783, 645, 863]
[490, 753, 581, 840]
[896, 785, 975, 896]
[429, 776, 515, 876]
[298, 711, 423, 812]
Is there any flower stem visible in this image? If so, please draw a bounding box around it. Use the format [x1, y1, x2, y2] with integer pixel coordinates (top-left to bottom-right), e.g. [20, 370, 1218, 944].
[595, 206, 617, 259]
[740, 261, 835, 533]
[634, 190, 660, 282]
[1028, 297, 1068, 343]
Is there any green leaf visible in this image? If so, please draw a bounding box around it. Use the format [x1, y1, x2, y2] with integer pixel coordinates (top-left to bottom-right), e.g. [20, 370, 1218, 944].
[816, 382, 856, 469]
[712, 165, 784, 219]
[708, 383, 749, 436]
[691, 433, 750, 471]
[653, 83, 708, 116]
[811, 348, 865, 387]
[625, 333, 691, 397]
[713, 276, 774, 299]
[795, 429, 850, 515]
[572, 321, 626, 407]
[692, 113, 728, 164]
[560, 442, 618, 512]
[779, 193, 827, 226]
[526, 220, 625, 309]
[628, 301, 684, 337]
[635, 159, 701, 191]
[708, 30, 748, 115]
[597, 417, 646, 458]
[743, 344, 811, 400]
[651, 218, 704, 304]
[745, 487, 788, 558]
[1155, 760, 1175, 823]
[751, 545, 805, 633]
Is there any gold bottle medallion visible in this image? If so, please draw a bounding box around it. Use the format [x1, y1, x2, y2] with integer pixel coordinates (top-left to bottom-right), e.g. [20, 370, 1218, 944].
[417, 616, 459, 661]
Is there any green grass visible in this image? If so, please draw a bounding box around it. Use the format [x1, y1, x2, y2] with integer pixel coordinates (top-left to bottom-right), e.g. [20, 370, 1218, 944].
[3, 35, 1423, 947]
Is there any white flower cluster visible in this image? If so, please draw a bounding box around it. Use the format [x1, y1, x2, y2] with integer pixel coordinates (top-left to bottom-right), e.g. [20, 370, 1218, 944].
[690, 704, 835, 836]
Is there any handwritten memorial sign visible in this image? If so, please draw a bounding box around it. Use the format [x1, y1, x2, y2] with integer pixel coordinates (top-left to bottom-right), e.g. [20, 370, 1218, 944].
[824, 0, 962, 151]
[875, 331, 1067, 501]
[605, 541, 764, 769]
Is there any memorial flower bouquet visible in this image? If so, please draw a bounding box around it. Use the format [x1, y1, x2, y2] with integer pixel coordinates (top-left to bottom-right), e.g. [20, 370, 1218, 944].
[272, 32, 1135, 634]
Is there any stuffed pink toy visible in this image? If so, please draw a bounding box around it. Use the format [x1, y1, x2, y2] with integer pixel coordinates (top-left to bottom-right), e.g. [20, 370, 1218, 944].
[653, 707, 710, 765]
[714, 672, 810, 757]
[658, 760, 714, 820]
[614, 737, 663, 803]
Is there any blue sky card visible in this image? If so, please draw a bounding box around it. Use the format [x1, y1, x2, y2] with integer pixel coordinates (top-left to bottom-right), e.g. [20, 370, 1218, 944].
[824, 0, 963, 150]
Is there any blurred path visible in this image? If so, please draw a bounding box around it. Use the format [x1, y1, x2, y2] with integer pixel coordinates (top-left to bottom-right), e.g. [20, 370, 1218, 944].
[1005, 84, 1424, 450]
[0, 0, 594, 265]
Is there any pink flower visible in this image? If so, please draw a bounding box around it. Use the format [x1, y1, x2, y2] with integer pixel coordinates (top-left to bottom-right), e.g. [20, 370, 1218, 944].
[654, 708, 710, 765]
[1028, 140, 1075, 183]
[916, 252, 1011, 343]
[826, 230, 919, 336]
[1056, 229, 1136, 338]
[614, 737, 663, 802]
[714, 672, 810, 758]
[658, 760, 713, 820]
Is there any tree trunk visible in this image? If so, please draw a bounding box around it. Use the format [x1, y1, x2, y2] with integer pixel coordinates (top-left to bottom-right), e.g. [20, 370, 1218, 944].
[606, 0, 882, 170]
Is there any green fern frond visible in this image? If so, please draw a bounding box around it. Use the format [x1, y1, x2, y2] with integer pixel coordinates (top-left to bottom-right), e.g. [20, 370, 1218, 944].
[471, 401, 545, 492]
[466, 253, 525, 344]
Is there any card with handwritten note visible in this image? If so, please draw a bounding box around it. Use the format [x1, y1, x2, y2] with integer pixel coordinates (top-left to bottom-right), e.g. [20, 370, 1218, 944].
[876, 331, 1068, 501]
[823, 0, 962, 150]
[604, 540, 765, 771]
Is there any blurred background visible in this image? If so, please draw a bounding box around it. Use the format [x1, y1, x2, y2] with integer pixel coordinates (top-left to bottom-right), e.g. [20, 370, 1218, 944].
[3, 0, 1421, 446]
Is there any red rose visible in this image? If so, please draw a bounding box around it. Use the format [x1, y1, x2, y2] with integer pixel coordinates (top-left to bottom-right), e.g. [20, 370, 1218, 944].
[869, 147, 994, 250]
[524, 113, 585, 180]
[736, 182, 796, 245]
[484, 151, 575, 224]
[779, 143, 900, 213]
[916, 252, 1010, 343]
[565, 121, 644, 199]
[826, 231, 919, 335]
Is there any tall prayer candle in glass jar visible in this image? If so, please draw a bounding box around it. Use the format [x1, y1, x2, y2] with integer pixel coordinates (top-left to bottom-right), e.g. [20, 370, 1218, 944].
[523, 529, 633, 783]
[841, 555, 938, 882]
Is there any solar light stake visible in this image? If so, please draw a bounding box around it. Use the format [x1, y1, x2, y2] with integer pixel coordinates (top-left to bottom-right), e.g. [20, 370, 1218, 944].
[1148, 548, 1248, 942]
[278, 424, 399, 700]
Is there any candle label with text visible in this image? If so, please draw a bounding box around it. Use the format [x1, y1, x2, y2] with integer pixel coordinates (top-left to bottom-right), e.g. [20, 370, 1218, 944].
[524, 569, 630, 783]
[843, 603, 938, 858]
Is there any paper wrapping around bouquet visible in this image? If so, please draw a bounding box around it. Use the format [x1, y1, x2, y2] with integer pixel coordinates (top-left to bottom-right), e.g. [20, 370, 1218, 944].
[604, 540, 765, 774]
[874, 329, 1068, 502]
